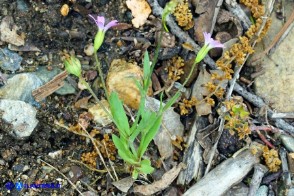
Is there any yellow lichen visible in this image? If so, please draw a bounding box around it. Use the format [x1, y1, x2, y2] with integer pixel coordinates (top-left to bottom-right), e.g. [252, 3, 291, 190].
[179, 97, 198, 115]
[167, 56, 185, 81]
[240, 0, 265, 18]
[68, 124, 117, 168]
[262, 146, 281, 172]
[81, 151, 98, 168]
[173, 0, 194, 30]
[223, 99, 251, 140]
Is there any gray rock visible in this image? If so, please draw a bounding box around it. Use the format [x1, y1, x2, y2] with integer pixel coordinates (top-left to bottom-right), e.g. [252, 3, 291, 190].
[34, 66, 76, 95]
[17, 0, 29, 12]
[0, 99, 38, 139]
[255, 185, 268, 196]
[0, 73, 43, 105]
[12, 164, 25, 172]
[280, 134, 294, 152]
[0, 47, 22, 72]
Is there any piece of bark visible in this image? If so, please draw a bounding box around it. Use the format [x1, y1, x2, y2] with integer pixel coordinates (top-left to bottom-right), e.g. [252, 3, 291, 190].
[32, 71, 68, 102]
[271, 113, 294, 119]
[248, 164, 268, 196]
[193, 0, 219, 42]
[224, 0, 252, 30]
[177, 116, 206, 185]
[215, 9, 243, 38]
[184, 143, 263, 196]
[280, 148, 292, 187]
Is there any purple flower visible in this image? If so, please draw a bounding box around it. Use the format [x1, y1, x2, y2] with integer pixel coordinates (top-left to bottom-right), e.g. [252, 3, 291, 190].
[89, 15, 118, 51]
[195, 32, 224, 63]
[89, 15, 118, 32]
[203, 32, 224, 49]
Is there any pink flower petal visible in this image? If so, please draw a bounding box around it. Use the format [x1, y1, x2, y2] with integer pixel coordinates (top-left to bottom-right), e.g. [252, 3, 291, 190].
[104, 20, 118, 31]
[96, 16, 105, 29]
[203, 32, 224, 49]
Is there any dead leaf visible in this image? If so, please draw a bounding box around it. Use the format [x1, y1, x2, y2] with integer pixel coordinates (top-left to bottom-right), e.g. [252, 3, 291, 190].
[134, 163, 185, 195]
[106, 59, 152, 109]
[192, 69, 228, 116]
[146, 97, 184, 159]
[8, 43, 40, 52]
[0, 16, 25, 46]
[126, 0, 151, 28]
[75, 96, 91, 109]
[112, 177, 134, 193]
[88, 100, 112, 126]
[192, 0, 218, 42]
[192, 69, 212, 115]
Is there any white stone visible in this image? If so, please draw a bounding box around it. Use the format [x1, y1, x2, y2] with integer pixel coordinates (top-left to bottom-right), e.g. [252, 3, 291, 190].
[0, 99, 38, 139]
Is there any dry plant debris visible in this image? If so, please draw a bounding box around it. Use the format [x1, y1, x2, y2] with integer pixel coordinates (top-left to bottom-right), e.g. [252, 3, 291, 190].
[173, 0, 194, 30]
[179, 97, 197, 115]
[146, 97, 184, 159]
[126, 0, 152, 28]
[67, 123, 116, 169]
[167, 56, 185, 81]
[133, 163, 184, 195]
[223, 98, 251, 139]
[262, 146, 281, 172]
[3, 0, 291, 194]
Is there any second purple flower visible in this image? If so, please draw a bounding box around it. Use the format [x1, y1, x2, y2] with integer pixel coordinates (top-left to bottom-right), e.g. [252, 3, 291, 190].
[89, 15, 118, 52]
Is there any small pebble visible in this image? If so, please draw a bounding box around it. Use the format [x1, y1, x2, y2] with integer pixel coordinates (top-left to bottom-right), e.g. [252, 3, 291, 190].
[84, 43, 94, 56]
[0, 48, 23, 72]
[0, 159, 5, 165]
[1, 149, 17, 162]
[280, 134, 294, 152]
[68, 166, 83, 183]
[255, 185, 268, 196]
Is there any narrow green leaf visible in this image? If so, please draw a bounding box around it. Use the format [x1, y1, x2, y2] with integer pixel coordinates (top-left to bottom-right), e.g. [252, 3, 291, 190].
[109, 92, 131, 136]
[138, 115, 162, 158]
[143, 51, 150, 81]
[112, 134, 138, 165]
[138, 159, 154, 174]
[162, 92, 181, 112]
[130, 111, 156, 142]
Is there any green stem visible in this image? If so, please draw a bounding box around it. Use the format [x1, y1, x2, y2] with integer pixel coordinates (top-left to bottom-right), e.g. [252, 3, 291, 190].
[94, 53, 109, 101]
[79, 77, 113, 120]
[183, 61, 197, 87]
[150, 30, 163, 75]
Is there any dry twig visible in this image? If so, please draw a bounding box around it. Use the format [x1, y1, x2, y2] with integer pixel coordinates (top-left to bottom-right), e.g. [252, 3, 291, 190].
[209, 0, 224, 34]
[248, 164, 268, 196]
[39, 159, 84, 196]
[54, 120, 118, 181]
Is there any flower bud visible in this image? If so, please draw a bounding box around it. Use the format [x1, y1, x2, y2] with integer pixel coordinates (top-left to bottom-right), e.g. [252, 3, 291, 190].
[94, 30, 105, 52]
[195, 32, 224, 63]
[162, 0, 180, 32]
[64, 56, 82, 78]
